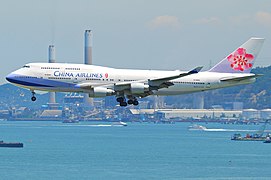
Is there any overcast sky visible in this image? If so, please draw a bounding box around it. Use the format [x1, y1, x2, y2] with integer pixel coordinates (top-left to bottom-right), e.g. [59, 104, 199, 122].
[1, 0, 271, 84]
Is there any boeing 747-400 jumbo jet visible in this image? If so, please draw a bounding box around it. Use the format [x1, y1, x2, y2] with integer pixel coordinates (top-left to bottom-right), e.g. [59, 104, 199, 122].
[6, 38, 264, 106]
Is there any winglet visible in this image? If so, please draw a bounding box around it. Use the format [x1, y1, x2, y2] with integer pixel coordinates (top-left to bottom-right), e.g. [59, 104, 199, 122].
[189, 66, 203, 74]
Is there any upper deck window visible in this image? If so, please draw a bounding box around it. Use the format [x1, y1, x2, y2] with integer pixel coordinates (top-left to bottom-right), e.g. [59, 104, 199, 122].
[23, 65, 30, 68]
[41, 67, 60, 69]
[65, 67, 81, 70]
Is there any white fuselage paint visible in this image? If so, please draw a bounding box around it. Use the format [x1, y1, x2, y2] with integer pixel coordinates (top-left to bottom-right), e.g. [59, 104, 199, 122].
[7, 63, 255, 96]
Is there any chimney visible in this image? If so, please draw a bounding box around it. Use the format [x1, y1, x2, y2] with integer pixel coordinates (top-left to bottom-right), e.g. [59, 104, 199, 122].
[84, 30, 93, 106]
[49, 45, 56, 63]
[84, 30, 92, 65]
[48, 45, 56, 104]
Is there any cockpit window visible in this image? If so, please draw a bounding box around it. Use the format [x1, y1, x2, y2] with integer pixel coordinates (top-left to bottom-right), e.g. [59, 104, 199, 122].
[23, 65, 30, 68]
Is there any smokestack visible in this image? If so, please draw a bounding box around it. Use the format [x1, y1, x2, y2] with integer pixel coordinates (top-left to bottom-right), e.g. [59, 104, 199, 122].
[84, 30, 92, 65]
[48, 45, 56, 104]
[84, 30, 93, 106]
[49, 45, 56, 63]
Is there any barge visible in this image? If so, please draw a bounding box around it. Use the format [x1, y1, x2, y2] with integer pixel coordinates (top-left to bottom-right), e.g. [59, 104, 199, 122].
[0, 140, 23, 148]
[231, 133, 270, 141]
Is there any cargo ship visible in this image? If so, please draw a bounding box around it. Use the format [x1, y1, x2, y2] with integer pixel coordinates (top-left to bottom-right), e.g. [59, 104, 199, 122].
[0, 140, 23, 148]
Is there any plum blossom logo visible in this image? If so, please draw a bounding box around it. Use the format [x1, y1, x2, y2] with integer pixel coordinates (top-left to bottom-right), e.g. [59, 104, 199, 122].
[227, 48, 254, 71]
[105, 73, 108, 78]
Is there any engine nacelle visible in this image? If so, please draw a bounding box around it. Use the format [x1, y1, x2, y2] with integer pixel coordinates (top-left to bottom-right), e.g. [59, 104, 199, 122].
[130, 83, 149, 94]
[89, 87, 114, 98]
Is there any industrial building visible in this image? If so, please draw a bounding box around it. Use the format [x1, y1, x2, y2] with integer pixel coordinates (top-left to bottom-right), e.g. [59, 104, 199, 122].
[130, 109, 242, 120]
[130, 108, 271, 121]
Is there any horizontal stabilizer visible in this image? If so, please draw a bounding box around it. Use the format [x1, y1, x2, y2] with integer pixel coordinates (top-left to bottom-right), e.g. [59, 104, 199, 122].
[220, 74, 263, 82]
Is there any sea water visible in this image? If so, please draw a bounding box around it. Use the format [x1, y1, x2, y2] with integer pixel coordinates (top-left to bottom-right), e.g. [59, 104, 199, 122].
[0, 121, 270, 180]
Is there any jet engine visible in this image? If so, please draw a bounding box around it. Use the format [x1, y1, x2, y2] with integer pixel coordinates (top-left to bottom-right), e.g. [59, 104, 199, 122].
[89, 87, 114, 98]
[130, 83, 149, 94]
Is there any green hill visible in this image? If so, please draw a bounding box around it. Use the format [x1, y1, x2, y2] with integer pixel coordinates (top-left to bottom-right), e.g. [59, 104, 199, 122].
[165, 66, 271, 109]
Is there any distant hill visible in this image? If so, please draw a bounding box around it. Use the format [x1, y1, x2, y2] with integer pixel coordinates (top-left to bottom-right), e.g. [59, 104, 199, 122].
[205, 66, 271, 109]
[0, 84, 65, 109]
[165, 66, 271, 109]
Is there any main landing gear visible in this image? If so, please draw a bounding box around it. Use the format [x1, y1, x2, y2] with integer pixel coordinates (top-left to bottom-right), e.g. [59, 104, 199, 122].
[31, 91, 36, 101]
[116, 97, 127, 107]
[127, 99, 139, 106]
[116, 96, 139, 107]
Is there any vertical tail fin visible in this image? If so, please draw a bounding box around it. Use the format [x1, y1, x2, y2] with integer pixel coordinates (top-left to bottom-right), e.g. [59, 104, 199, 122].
[208, 38, 265, 73]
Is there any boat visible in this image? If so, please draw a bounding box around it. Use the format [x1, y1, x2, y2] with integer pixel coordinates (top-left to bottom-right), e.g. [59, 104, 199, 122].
[263, 135, 271, 143]
[62, 119, 79, 123]
[188, 124, 207, 131]
[0, 140, 23, 148]
[112, 121, 127, 126]
[231, 133, 267, 141]
[232, 120, 270, 141]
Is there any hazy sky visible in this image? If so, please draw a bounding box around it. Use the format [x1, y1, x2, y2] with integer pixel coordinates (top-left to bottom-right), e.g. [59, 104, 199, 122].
[1, 0, 271, 84]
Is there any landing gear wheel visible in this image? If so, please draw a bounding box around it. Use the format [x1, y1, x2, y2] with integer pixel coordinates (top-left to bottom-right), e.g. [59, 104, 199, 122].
[117, 97, 124, 102]
[127, 99, 134, 104]
[31, 96, 36, 101]
[133, 100, 139, 106]
[31, 91, 36, 101]
[120, 102, 127, 107]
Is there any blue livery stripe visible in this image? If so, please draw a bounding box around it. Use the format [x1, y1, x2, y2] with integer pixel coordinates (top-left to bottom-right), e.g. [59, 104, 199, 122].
[6, 74, 75, 88]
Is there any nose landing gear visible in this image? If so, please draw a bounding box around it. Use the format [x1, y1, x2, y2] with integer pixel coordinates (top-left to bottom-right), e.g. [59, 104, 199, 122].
[31, 91, 36, 101]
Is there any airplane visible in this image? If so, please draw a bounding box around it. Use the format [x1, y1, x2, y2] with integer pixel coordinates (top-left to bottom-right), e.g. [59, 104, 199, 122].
[6, 37, 264, 107]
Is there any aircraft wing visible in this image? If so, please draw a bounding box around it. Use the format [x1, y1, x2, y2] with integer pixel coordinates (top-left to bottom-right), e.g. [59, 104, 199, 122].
[148, 66, 203, 88]
[113, 66, 202, 96]
[220, 74, 263, 82]
[75, 66, 202, 98]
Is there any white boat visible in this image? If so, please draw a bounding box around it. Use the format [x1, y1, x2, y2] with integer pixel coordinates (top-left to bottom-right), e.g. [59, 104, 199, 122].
[188, 124, 207, 131]
[112, 121, 127, 126]
[62, 119, 79, 123]
[264, 135, 271, 143]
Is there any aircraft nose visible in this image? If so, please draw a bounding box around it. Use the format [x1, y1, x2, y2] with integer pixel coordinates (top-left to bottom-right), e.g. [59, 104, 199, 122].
[6, 73, 15, 83]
